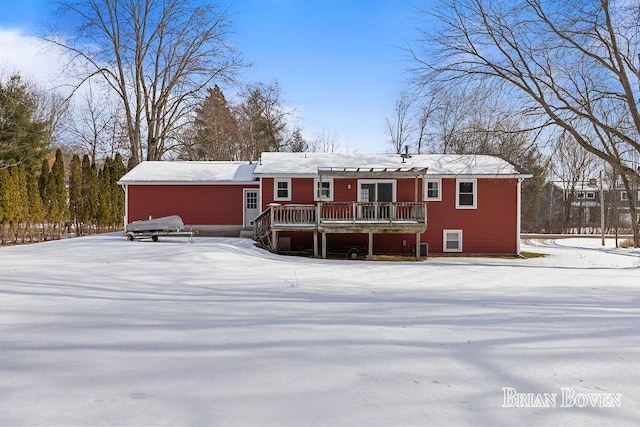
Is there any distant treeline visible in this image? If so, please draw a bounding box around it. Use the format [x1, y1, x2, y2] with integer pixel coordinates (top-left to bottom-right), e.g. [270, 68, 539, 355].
[0, 149, 126, 244]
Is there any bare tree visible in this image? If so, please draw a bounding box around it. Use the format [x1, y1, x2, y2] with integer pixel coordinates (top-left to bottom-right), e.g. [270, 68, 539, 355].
[67, 83, 126, 164]
[412, 0, 640, 243]
[414, 96, 438, 154]
[551, 133, 598, 233]
[308, 130, 341, 153]
[48, 0, 243, 165]
[386, 92, 415, 154]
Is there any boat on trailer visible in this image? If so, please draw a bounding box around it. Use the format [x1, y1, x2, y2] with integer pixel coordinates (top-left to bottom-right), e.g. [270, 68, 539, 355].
[125, 215, 194, 242]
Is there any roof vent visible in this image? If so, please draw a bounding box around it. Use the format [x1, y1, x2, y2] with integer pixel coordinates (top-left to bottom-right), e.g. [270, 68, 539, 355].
[400, 145, 412, 163]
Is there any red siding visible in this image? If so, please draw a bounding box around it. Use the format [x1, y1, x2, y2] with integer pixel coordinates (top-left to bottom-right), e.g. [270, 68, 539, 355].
[424, 178, 518, 254]
[264, 176, 519, 255]
[127, 184, 257, 225]
[261, 177, 423, 207]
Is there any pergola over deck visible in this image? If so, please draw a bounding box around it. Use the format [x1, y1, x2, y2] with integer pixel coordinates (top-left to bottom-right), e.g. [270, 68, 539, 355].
[254, 166, 429, 260]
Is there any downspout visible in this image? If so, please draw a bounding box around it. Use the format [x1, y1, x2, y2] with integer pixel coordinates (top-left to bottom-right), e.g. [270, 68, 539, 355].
[121, 184, 129, 232]
[517, 178, 522, 255]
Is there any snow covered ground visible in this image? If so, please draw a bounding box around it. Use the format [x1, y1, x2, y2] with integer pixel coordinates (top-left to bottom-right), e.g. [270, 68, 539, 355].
[1, 234, 639, 426]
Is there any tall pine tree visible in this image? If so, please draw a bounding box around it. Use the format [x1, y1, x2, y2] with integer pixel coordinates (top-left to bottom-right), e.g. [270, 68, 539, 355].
[80, 155, 98, 228]
[26, 164, 45, 224]
[46, 149, 68, 223]
[38, 158, 49, 204]
[0, 74, 49, 168]
[110, 153, 126, 227]
[68, 154, 82, 228]
[97, 160, 111, 228]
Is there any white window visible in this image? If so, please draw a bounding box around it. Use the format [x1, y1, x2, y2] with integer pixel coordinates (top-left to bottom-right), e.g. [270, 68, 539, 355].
[274, 178, 291, 201]
[576, 192, 585, 199]
[621, 191, 628, 201]
[424, 179, 441, 201]
[586, 192, 595, 199]
[456, 179, 477, 209]
[443, 230, 462, 252]
[314, 178, 334, 201]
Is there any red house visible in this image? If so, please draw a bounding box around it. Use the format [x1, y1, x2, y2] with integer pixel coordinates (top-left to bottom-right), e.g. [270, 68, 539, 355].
[118, 161, 259, 236]
[118, 152, 531, 257]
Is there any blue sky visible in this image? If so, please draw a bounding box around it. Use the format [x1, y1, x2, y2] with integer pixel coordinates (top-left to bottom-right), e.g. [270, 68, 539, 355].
[0, 0, 426, 153]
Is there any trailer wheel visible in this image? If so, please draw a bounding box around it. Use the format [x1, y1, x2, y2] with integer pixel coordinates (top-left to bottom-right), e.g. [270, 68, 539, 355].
[152, 235, 159, 242]
[127, 233, 135, 241]
[347, 247, 359, 259]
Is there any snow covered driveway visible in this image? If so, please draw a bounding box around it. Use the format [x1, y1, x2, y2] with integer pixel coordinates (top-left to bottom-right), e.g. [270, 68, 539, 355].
[1, 235, 639, 426]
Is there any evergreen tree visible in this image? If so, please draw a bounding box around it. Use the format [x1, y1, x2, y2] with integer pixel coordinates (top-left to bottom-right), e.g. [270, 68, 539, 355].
[288, 127, 308, 152]
[13, 164, 29, 224]
[68, 154, 82, 226]
[180, 85, 241, 160]
[97, 161, 111, 227]
[80, 155, 98, 226]
[26, 165, 45, 223]
[0, 74, 50, 168]
[0, 168, 19, 224]
[38, 158, 49, 203]
[110, 153, 126, 226]
[46, 149, 68, 223]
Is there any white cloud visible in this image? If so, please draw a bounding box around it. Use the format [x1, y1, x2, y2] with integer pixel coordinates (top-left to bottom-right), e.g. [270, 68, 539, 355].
[0, 27, 71, 93]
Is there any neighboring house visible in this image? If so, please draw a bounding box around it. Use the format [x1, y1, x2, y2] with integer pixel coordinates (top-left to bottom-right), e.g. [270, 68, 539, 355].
[539, 178, 640, 233]
[119, 152, 531, 257]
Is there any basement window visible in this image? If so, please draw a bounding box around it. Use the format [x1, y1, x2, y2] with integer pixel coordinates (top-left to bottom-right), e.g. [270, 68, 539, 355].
[443, 230, 463, 252]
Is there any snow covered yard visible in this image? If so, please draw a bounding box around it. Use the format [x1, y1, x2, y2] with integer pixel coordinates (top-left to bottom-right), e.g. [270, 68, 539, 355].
[1, 235, 639, 426]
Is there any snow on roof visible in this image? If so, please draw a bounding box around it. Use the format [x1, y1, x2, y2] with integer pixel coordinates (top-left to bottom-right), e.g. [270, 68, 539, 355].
[118, 153, 525, 184]
[118, 161, 257, 184]
[254, 152, 525, 176]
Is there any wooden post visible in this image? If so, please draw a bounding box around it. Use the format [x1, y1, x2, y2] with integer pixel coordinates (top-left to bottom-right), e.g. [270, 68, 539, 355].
[313, 230, 318, 257]
[352, 202, 356, 225]
[416, 233, 420, 260]
[600, 171, 605, 246]
[269, 204, 278, 253]
[271, 230, 278, 253]
[322, 232, 327, 259]
[368, 232, 373, 260]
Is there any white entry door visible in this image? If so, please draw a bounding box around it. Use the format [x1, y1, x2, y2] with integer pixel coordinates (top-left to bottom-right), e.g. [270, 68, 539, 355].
[243, 189, 260, 227]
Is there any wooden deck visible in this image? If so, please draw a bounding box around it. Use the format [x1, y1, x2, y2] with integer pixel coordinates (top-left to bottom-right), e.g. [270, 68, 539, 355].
[253, 202, 427, 259]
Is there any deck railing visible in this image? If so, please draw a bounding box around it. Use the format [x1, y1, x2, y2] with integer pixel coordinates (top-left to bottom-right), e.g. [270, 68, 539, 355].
[254, 201, 426, 239]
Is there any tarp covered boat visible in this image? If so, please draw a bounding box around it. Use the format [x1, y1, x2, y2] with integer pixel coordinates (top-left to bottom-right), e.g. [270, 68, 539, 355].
[125, 215, 193, 242]
[125, 215, 185, 233]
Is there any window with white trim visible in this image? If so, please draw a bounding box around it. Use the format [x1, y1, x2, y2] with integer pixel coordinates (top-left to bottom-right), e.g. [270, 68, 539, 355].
[621, 191, 628, 201]
[314, 178, 334, 201]
[425, 179, 441, 201]
[456, 179, 477, 209]
[274, 178, 291, 201]
[586, 192, 595, 199]
[443, 230, 462, 252]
